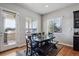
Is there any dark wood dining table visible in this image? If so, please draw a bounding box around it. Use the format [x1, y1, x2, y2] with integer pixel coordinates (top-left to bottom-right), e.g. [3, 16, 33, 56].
[34, 36, 55, 43]
[33, 36, 55, 48]
[16, 35, 56, 56]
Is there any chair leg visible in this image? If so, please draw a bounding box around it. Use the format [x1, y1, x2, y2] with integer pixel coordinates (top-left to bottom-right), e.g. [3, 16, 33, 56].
[53, 44, 57, 49]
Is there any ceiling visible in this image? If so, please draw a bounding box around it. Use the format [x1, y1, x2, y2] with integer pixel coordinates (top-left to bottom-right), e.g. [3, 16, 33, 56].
[19, 3, 74, 15]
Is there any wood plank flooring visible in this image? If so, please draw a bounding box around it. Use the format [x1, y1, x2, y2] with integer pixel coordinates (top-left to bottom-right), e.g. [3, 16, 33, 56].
[0, 45, 79, 56]
[57, 46, 79, 56]
[0, 46, 26, 56]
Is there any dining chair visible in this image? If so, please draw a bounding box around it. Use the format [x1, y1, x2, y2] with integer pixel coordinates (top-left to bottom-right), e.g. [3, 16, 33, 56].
[27, 35, 40, 55]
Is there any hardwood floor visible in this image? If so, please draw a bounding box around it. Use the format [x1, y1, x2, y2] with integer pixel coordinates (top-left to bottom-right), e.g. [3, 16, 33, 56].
[0, 46, 26, 56]
[57, 46, 79, 56]
[0, 45, 79, 56]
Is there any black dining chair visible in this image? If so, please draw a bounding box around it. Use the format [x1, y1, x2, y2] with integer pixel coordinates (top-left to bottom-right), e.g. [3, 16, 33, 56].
[48, 33, 58, 49]
[37, 33, 42, 39]
[27, 36, 40, 56]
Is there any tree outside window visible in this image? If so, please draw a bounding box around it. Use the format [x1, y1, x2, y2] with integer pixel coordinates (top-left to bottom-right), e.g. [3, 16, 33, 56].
[48, 17, 62, 33]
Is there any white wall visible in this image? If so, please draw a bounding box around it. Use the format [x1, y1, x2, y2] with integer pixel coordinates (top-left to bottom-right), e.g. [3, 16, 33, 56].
[43, 4, 79, 46]
[0, 3, 41, 51]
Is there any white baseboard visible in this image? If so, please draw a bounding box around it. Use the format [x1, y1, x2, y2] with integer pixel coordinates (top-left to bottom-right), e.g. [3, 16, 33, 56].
[58, 42, 73, 47]
[17, 43, 26, 47]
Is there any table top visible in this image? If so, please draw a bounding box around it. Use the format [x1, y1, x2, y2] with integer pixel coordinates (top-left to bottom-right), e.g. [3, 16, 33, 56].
[34, 36, 55, 42]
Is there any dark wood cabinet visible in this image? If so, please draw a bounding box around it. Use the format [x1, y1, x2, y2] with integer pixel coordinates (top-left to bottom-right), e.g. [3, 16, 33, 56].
[74, 11, 79, 28]
[73, 10, 79, 51]
[73, 36, 79, 50]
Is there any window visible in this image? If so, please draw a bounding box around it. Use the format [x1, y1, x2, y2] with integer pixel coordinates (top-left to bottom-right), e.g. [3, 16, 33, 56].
[3, 10, 16, 45]
[26, 17, 37, 34]
[48, 17, 62, 33]
[4, 17, 16, 29]
[31, 19, 37, 33]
